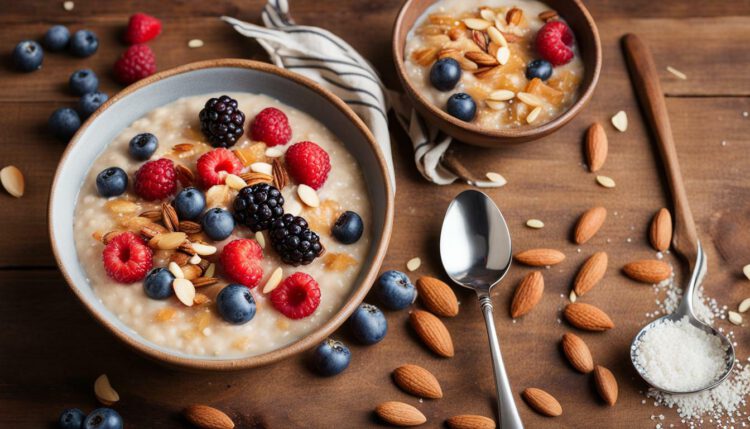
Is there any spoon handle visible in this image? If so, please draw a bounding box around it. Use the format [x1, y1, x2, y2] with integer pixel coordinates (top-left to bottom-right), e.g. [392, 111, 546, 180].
[622, 33, 699, 263]
[479, 295, 524, 429]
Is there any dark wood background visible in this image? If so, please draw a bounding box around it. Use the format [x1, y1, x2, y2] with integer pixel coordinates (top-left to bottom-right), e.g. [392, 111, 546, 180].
[1, 1, 749, 427]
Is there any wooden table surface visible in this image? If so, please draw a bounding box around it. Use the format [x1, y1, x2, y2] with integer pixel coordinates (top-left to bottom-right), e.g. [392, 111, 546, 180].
[1, 1, 749, 428]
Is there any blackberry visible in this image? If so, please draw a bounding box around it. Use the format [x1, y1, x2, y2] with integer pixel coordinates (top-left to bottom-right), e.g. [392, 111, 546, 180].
[234, 183, 285, 232]
[199, 95, 246, 148]
[269, 214, 324, 266]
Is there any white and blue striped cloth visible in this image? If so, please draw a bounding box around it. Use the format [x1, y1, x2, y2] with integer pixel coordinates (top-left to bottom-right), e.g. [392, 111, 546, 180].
[223, 0, 502, 188]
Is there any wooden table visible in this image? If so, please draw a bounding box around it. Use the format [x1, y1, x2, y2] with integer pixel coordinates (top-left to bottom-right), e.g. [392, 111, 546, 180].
[1, 1, 749, 427]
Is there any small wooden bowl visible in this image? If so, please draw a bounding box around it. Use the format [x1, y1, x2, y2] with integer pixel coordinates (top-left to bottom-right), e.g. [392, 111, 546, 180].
[393, 0, 602, 147]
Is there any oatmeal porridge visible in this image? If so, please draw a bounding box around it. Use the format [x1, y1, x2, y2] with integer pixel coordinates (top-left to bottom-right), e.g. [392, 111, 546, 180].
[73, 92, 372, 357]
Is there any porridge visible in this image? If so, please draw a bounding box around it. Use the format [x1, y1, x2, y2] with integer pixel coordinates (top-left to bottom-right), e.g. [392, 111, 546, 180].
[404, 0, 585, 128]
[73, 92, 372, 357]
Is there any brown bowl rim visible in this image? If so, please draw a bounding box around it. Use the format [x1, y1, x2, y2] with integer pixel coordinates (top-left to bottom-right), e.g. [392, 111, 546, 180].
[48, 59, 395, 371]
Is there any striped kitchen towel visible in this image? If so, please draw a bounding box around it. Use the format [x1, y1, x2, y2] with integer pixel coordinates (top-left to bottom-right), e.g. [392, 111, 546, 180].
[223, 0, 502, 188]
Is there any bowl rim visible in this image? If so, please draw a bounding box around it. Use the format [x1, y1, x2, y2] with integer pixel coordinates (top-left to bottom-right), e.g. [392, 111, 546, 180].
[391, 0, 602, 141]
[48, 58, 395, 371]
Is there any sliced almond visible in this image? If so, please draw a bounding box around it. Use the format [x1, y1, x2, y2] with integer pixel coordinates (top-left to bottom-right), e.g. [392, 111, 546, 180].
[168, 261, 185, 279]
[526, 106, 542, 124]
[205, 185, 230, 207]
[182, 264, 203, 280]
[225, 174, 248, 191]
[106, 199, 139, 214]
[192, 277, 218, 288]
[486, 26, 507, 47]
[538, 10, 559, 21]
[596, 175, 616, 188]
[728, 311, 743, 325]
[517, 92, 545, 107]
[505, 7, 523, 25]
[173, 278, 196, 307]
[485, 99, 506, 110]
[485, 172, 507, 185]
[569, 290, 577, 303]
[479, 8, 496, 22]
[265, 147, 284, 158]
[526, 219, 544, 229]
[297, 184, 320, 208]
[496, 46, 510, 65]
[94, 374, 119, 406]
[744, 264, 750, 281]
[739, 298, 750, 313]
[666, 66, 687, 80]
[488, 89, 515, 101]
[611, 110, 628, 132]
[406, 257, 421, 272]
[255, 231, 266, 249]
[250, 162, 273, 175]
[263, 267, 284, 294]
[187, 39, 204, 48]
[0, 165, 24, 198]
[204, 263, 216, 279]
[192, 242, 217, 256]
[463, 18, 492, 30]
[412, 47, 439, 66]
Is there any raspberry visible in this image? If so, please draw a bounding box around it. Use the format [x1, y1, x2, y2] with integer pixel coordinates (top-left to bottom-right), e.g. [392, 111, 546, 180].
[535, 21, 575, 66]
[134, 158, 177, 200]
[124, 13, 162, 44]
[220, 239, 263, 288]
[114, 44, 156, 85]
[270, 272, 321, 319]
[102, 232, 153, 283]
[196, 148, 243, 187]
[250, 107, 292, 147]
[285, 141, 331, 190]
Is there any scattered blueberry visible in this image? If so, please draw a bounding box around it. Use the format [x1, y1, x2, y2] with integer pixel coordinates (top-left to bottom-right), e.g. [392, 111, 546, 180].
[375, 270, 416, 310]
[525, 59, 553, 81]
[83, 408, 122, 429]
[48, 107, 81, 140]
[143, 268, 175, 300]
[69, 69, 99, 96]
[78, 92, 109, 118]
[446, 93, 476, 122]
[429, 58, 462, 91]
[128, 133, 158, 161]
[313, 338, 351, 376]
[69, 30, 99, 57]
[12, 40, 43, 72]
[217, 284, 256, 325]
[332, 211, 364, 244]
[43, 25, 71, 52]
[201, 207, 235, 241]
[349, 303, 387, 345]
[59, 408, 86, 429]
[173, 187, 206, 220]
[95, 167, 128, 197]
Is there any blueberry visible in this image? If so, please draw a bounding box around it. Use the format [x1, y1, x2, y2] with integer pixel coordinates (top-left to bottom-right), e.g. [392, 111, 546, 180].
[525, 59, 553, 81]
[83, 408, 122, 429]
[143, 268, 175, 300]
[429, 58, 462, 91]
[79, 92, 109, 119]
[312, 338, 351, 376]
[375, 270, 416, 310]
[201, 208, 235, 241]
[59, 408, 86, 429]
[217, 284, 256, 325]
[128, 133, 158, 161]
[446, 93, 476, 122]
[12, 40, 43, 72]
[69, 30, 99, 57]
[48, 107, 81, 140]
[95, 167, 128, 197]
[172, 187, 206, 220]
[332, 211, 364, 244]
[69, 69, 99, 96]
[349, 303, 387, 345]
[44, 25, 70, 51]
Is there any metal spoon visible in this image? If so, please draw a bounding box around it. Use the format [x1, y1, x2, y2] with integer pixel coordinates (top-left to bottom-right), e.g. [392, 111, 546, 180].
[623, 33, 735, 393]
[440, 189, 523, 429]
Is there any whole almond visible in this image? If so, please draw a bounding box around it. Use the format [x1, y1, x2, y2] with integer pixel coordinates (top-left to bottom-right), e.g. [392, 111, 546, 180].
[514, 249, 565, 266]
[521, 388, 562, 417]
[446, 415, 496, 429]
[573, 252, 608, 296]
[585, 123, 608, 172]
[510, 271, 544, 318]
[416, 276, 459, 317]
[409, 310, 454, 357]
[593, 365, 618, 406]
[393, 364, 443, 399]
[0, 165, 25, 198]
[465, 50, 499, 67]
[561, 333, 594, 373]
[183, 404, 235, 429]
[563, 303, 614, 331]
[93, 374, 119, 406]
[574, 206, 607, 244]
[622, 260, 672, 283]
[650, 208, 672, 252]
[375, 401, 427, 426]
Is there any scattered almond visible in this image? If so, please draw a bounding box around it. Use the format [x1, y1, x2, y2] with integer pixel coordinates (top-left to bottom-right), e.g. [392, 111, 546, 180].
[410, 309, 454, 357]
[526, 106, 542, 124]
[522, 388, 562, 417]
[739, 298, 750, 313]
[152, 232, 188, 250]
[573, 252, 608, 296]
[0, 165, 24, 198]
[538, 10, 558, 21]
[510, 271, 544, 318]
[593, 365, 618, 406]
[297, 184, 320, 208]
[744, 264, 750, 281]
[574, 206, 607, 244]
[563, 303, 614, 331]
[514, 248, 565, 266]
[595, 175, 616, 189]
[263, 267, 284, 294]
[375, 401, 427, 427]
[585, 123, 608, 172]
[526, 219, 544, 229]
[485, 172, 507, 185]
[622, 260, 672, 283]
[94, 374, 119, 406]
[183, 404, 235, 429]
[446, 415, 496, 429]
[496, 46, 510, 65]
[416, 276, 459, 317]
[611, 110, 628, 132]
[569, 290, 577, 303]
[650, 208, 672, 252]
[517, 92, 545, 107]
[406, 257, 421, 272]
[728, 311, 743, 325]
[188, 39, 204, 48]
[392, 364, 443, 399]
[173, 278, 196, 307]
[192, 242, 217, 256]
[666, 66, 687, 80]
[561, 333, 594, 373]
[463, 18, 492, 30]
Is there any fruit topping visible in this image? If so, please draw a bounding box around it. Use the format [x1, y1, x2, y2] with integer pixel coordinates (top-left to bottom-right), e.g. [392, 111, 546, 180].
[535, 21, 574, 66]
[69, 29, 99, 58]
[124, 13, 162, 44]
[196, 148, 243, 187]
[525, 59, 553, 81]
[447, 93, 476, 122]
[217, 283, 257, 324]
[332, 211, 364, 244]
[250, 107, 292, 147]
[69, 69, 99, 95]
[269, 214, 324, 266]
[199, 95, 246, 148]
[143, 267, 175, 300]
[96, 167, 128, 198]
[429, 58, 462, 91]
[270, 272, 321, 319]
[201, 207, 235, 241]
[134, 158, 176, 200]
[233, 183, 285, 232]
[284, 141, 331, 190]
[128, 133, 159, 160]
[313, 338, 351, 376]
[376, 270, 416, 310]
[220, 239, 263, 287]
[348, 303, 388, 344]
[102, 232, 153, 283]
[173, 187, 206, 220]
[113, 44, 156, 85]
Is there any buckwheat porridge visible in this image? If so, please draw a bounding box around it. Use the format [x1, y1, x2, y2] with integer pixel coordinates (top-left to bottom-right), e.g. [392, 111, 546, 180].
[404, 0, 585, 128]
[73, 92, 372, 357]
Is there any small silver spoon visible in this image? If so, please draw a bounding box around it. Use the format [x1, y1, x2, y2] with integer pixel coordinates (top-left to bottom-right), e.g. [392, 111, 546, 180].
[440, 190, 523, 429]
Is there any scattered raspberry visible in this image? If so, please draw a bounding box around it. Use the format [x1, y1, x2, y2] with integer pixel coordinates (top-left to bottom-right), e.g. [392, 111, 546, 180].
[102, 232, 153, 283]
[285, 141, 331, 190]
[134, 158, 176, 200]
[535, 21, 575, 66]
[124, 13, 162, 44]
[250, 107, 292, 147]
[196, 148, 243, 187]
[114, 44, 157, 85]
[220, 239, 264, 287]
[270, 272, 321, 319]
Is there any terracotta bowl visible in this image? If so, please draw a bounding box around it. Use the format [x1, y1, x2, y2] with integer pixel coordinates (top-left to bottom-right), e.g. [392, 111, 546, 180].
[48, 59, 394, 371]
[393, 0, 602, 147]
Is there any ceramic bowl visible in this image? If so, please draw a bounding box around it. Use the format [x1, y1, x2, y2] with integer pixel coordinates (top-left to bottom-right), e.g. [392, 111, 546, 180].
[49, 59, 394, 371]
[393, 0, 602, 147]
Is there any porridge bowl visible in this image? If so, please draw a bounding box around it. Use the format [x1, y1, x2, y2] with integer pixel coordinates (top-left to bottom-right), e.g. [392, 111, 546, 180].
[393, 0, 601, 147]
[49, 59, 394, 371]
